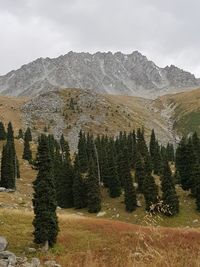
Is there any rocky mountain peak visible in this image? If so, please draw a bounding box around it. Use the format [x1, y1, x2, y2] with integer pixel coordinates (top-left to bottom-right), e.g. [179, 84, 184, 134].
[0, 51, 199, 98]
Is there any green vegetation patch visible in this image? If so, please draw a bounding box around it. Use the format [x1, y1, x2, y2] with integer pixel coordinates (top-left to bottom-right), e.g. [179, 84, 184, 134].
[174, 111, 200, 136]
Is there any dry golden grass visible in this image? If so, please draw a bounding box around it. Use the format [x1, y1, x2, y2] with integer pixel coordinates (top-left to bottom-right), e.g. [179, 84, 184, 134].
[0, 95, 28, 133]
[1, 209, 200, 267]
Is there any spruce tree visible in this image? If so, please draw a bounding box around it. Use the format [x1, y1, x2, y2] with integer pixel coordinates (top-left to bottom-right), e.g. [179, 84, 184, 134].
[194, 163, 200, 211]
[73, 154, 87, 209]
[77, 130, 88, 173]
[176, 137, 194, 191]
[135, 152, 146, 193]
[25, 127, 32, 142]
[0, 145, 7, 187]
[6, 122, 18, 179]
[56, 149, 74, 208]
[192, 132, 200, 162]
[166, 143, 175, 162]
[143, 174, 158, 211]
[153, 141, 162, 175]
[161, 160, 179, 216]
[22, 133, 32, 163]
[0, 122, 6, 140]
[149, 129, 156, 162]
[123, 148, 137, 212]
[104, 146, 121, 198]
[87, 158, 101, 213]
[32, 134, 58, 248]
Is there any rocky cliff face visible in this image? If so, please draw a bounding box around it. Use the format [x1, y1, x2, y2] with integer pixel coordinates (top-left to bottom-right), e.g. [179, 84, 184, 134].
[0, 51, 199, 98]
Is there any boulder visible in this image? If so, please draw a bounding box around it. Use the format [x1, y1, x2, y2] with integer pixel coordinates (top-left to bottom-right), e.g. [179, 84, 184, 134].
[0, 237, 8, 252]
[0, 251, 16, 265]
[0, 259, 8, 267]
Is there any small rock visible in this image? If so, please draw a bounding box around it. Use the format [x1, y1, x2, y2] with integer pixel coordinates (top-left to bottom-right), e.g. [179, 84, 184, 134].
[5, 189, 15, 193]
[0, 188, 6, 192]
[0, 237, 8, 252]
[193, 219, 198, 223]
[31, 257, 40, 267]
[137, 200, 142, 207]
[96, 211, 106, 217]
[26, 247, 37, 254]
[44, 260, 61, 267]
[116, 213, 120, 218]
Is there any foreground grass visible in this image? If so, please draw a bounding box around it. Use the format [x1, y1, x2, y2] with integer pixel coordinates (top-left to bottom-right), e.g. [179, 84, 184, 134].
[1, 209, 200, 267]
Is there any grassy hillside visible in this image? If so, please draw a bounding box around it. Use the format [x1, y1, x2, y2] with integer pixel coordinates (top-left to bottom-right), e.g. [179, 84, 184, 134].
[156, 88, 200, 136]
[20, 88, 176, 149]
[1, 138, 200, 229]
[1, 209, 200, 267]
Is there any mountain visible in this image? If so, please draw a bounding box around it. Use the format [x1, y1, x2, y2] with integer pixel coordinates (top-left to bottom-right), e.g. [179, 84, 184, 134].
[0, 51, 199, 98]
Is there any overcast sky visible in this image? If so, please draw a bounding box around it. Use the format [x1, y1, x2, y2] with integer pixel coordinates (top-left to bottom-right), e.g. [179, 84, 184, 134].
[0, 0, 200, 77]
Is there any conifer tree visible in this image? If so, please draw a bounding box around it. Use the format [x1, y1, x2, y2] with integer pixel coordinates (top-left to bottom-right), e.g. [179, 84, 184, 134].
[190, 154, 200, 198]
[0, 122, 6, 140]
[73, 154, 87, 209]
[0, 123, 17, 189]
[192, 132, 200, 162]
[6, 122, 18, 179]
[124, 163, 137, 212]
[77, 130, 88, 172]
[166, 143, 175, 162]
[32, 134, 58, 248]
[135, 152, 146, 193]
[149, 129, 156, 161]
[161, 160, 179, 216]
[153, 141, 162, 175]
[3, 142, 15, 189]
[194, 162, 200, 211]
[121, 146, 137, 212]
[25, 127, 32, 142]
[0, 145, 8, 187]
[104, 145, 121, 198]
[143, 174, 158, 211]
[22, 133, 32, 163]
[56, 150, 74, 208]
[16, 158, 20, 178]
[176, 138, 195, 191]
[137, 128, 152, 175]
[87, 158, 101, 213]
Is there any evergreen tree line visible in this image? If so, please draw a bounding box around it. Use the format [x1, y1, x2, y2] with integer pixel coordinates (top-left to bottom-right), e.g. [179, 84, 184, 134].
[175, 132, 200, 210]
[40, 128, 179, 216]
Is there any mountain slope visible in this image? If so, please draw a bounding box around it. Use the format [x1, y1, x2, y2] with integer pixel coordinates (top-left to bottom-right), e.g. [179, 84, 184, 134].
[0, 51, 199, 98]
[0, 88, 199, 149]
[21, 88, 176, 150]
[154, 88, 200, 136]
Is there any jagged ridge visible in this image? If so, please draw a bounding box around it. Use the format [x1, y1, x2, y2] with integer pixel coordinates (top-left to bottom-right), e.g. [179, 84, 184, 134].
[0, 51, 199, 98]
